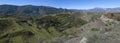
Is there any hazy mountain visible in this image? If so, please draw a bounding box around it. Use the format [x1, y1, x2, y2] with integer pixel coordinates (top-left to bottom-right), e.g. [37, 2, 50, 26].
[0, 5, 72, 15]
[1, 5, 120, 14]
[80, 7, 120, 12]
[0, 5, 120, 43]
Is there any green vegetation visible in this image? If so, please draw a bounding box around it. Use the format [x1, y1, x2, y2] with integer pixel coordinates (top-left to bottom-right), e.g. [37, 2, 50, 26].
[105, 13, 120, 21]
[0, 5, 71, 15]
[0, 13, 86, 43]
[91, 28, 99, 31]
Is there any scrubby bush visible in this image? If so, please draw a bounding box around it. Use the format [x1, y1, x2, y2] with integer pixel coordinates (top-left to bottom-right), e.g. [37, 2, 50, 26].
[91, 28, 99, 31]
[105, 13, 120, 21]
[36, 13, 86, 32]
[0, 18, 15, 31]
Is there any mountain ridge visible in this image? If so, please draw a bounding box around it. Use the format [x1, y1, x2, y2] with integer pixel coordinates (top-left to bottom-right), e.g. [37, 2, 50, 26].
[0, 5, 72, 15]
[79, 7, 120, 12]
[1, 5, 120, 15]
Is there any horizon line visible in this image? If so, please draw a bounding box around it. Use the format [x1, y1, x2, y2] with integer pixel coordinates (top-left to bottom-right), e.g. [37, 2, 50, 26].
[0, 4, 120, 10]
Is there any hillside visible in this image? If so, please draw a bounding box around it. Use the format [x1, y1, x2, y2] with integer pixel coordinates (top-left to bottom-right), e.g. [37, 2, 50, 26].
[0, 13, 87, 43]
[0, 5, 72, 15]
[63, 13, 120, 43]
[104, 13, 120, 21]
[0, 5, 120, 43]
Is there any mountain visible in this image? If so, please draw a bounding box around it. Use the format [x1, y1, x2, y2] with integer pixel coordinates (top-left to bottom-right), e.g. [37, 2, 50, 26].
[0, 5, 120, 43]
[2, 5, 120, 14]
[80, 7, 120, 12]
[0, 13, 87, 43]
[0, 5, 72, 15]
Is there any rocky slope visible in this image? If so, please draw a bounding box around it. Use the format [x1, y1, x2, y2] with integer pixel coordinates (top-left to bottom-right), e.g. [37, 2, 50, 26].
[0, 12, 120, 43]
[63, 13, 120, 43]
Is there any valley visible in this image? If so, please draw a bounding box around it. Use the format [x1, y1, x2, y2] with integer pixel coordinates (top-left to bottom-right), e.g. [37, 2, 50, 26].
[0, 5, 120, 43]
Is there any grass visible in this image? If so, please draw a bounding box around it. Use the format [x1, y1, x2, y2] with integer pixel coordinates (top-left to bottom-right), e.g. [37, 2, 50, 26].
[0, 13, 87, 43]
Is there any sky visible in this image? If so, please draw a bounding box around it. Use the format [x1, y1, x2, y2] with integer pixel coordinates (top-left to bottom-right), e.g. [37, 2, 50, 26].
[0, 0, 120, 9]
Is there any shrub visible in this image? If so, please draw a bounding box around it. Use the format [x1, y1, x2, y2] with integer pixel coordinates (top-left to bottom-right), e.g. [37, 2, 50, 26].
[91, 28, 99, 31]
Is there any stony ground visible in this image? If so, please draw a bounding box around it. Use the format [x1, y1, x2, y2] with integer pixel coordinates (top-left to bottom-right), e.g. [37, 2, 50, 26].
[63, 15, 120, 43]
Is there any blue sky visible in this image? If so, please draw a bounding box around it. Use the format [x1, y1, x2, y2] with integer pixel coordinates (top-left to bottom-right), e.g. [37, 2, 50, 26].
[0, 0, 120, 9]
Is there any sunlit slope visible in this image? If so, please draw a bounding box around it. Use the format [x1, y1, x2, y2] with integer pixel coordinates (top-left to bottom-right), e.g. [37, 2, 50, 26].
[0, 13, 87, 43]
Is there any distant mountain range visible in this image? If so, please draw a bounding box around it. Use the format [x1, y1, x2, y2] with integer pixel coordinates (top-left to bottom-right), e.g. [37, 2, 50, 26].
[80, 7, 120, 12]
[0, 5, 72, 15]
[1, 5, 120, 15]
